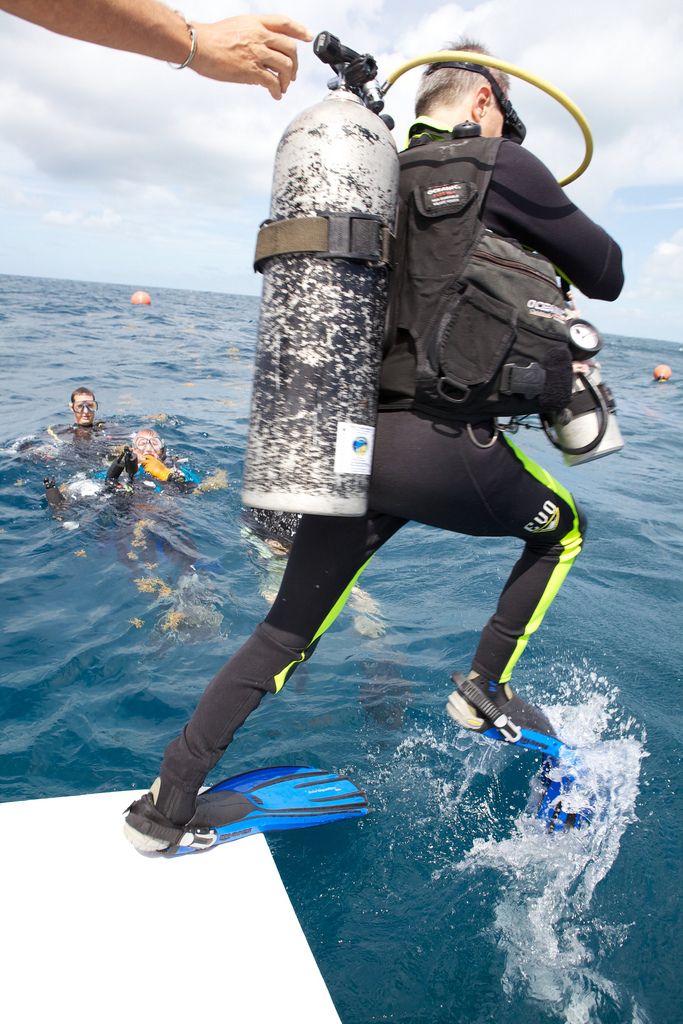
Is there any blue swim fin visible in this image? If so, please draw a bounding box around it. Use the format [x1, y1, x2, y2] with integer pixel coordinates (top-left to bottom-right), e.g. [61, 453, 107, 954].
[479, 727, 594, 832]
[534, 754, 595, 832]
[481, 724, 569, 758]
[447, 674, 592, 832]
[166, 766, 368, 856]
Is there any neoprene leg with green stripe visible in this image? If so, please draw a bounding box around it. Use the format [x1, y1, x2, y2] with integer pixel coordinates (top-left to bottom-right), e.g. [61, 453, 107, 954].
[470, 437, 585, 684]
[161, 511, 405, 793]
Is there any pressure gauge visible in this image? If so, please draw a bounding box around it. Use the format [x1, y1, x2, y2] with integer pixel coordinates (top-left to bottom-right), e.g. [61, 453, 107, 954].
[568, 318, 603, 358]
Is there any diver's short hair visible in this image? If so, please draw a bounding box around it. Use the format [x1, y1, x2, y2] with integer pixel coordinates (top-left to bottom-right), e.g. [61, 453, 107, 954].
[70, 386, 95, 404]
[414, 38, 510, 118]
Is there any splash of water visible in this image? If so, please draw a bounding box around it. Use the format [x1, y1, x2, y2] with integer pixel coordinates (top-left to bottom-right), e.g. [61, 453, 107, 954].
[454, 680, 647, 1022]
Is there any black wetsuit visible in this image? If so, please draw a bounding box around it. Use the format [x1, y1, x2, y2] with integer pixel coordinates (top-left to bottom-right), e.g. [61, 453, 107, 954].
[38, 421, 131, 469]
[160, 133, 623, 797]
[48, 421, 118, 446]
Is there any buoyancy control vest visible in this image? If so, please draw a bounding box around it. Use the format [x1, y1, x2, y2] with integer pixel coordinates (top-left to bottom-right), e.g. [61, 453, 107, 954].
[381, 134, 574, 421]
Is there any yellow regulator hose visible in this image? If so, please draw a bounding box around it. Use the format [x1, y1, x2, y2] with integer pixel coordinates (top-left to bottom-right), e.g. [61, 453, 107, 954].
[382, 51, 593, 186]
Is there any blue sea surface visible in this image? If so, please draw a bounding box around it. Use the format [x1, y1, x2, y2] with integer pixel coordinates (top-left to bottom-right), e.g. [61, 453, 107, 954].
[1, 273, 681, 1024]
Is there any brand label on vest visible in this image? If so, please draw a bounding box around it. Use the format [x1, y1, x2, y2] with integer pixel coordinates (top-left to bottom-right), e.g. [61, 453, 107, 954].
[334, 422, 375, 476]
[527, 299, 567, 323]
[419, 180, 476, 215]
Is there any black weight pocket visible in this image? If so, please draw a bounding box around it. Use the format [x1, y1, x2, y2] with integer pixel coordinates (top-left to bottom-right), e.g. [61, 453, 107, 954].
[434, 282, 516, 405]
[498, 320, 573, 414]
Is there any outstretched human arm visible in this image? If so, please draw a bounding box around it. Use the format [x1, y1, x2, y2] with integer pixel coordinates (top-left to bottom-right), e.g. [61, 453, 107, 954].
[486, 141, 624, 300]
[0, 1, 312, 98]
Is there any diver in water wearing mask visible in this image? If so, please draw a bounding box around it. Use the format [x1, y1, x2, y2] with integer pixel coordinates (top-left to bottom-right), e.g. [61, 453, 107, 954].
[43, 427, 200, 514]
[105, 429, 199, 493]
[124, 38, 624, 851]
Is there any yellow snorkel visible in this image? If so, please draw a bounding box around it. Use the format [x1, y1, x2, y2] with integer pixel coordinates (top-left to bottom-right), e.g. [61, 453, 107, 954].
[381, 51, 593, 186]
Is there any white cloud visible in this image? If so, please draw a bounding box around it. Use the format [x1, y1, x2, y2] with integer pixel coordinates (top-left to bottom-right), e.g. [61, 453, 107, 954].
[638, 228, 683, 298]
[82, 208, 123, 229]
[6, 188, 33, 208]
[43, 207, 122, 229]
[616, 197, 683, 214]
[43, 209, 83, 226]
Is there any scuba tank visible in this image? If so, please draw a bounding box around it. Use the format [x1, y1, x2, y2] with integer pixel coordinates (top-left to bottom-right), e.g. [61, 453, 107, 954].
[241, 33, 399, 516]
[541, 318, 624, 465]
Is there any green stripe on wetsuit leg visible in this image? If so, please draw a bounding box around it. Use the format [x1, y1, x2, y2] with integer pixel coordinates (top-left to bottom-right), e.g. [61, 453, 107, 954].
[272, 555, 375, 693]
[498, 435, 583, 684]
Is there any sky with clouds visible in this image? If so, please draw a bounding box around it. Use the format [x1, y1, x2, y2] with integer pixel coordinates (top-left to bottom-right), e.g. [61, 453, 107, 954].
[1, 0, 682, 342]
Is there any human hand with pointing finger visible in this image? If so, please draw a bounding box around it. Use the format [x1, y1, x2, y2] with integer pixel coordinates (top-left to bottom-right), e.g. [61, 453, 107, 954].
[190, 14, 313, 98]
[1, 3, 312, 99]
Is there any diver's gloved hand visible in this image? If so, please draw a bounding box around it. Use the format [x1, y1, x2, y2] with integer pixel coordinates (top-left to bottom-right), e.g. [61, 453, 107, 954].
[140, 454, 190, 488]
[123, 777, 199, 854]
[43, 476, 66, 512]
[123, 448, 139, 481]
[106, 448, 127, 483]
[107, 446, 137, 486]
[140, 453, 173, 481]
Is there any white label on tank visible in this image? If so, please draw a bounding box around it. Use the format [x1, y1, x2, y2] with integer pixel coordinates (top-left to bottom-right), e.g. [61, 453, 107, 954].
[334, 422, 375, 476]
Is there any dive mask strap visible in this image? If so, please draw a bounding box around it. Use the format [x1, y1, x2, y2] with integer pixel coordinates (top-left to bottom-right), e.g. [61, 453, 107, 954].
[424, 60, 527, 144]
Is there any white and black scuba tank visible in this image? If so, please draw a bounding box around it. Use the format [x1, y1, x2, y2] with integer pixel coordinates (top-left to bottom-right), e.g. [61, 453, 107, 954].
[241, 73, 399, 516]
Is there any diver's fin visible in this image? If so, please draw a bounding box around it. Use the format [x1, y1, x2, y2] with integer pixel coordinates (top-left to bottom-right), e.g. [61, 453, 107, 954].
[446, 674, 594, 832]
[166, 766, 368, 856]
[470, 726, 595, 833]
[466, 726, 594, 833]
[533, 755, 595, 832]
[480, 724, 571, 759]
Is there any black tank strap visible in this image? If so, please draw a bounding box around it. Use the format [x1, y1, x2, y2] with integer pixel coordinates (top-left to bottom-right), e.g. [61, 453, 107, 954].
[254, 213, 395, 270]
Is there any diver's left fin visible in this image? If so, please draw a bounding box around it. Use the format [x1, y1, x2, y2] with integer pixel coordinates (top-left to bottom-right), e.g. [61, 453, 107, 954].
[166, 765, 368, 856]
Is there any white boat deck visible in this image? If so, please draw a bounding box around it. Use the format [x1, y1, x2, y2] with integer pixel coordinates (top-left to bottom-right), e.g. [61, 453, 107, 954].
[0, 789, 342, 1023]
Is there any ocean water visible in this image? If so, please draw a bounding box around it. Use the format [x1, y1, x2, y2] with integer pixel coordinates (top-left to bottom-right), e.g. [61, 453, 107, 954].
[1, 273, 681, 1024]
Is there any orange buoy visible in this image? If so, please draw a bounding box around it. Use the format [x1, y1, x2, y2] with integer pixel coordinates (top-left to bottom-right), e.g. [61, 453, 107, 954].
[653, 364, 672, 382]
[131, 290, 151, 305]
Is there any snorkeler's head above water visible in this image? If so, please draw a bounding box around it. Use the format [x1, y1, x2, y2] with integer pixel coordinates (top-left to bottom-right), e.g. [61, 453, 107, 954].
[131, 428, 166, 462]
[70, 386, 98, 427]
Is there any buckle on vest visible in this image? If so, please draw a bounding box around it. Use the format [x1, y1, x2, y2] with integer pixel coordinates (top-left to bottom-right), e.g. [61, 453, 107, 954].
[327, 214, 377, 259]
[500, 362, 546, 398]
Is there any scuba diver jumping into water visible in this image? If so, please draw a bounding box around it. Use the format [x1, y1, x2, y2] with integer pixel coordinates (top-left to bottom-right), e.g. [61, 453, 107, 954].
[124, 38, 624, 851]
